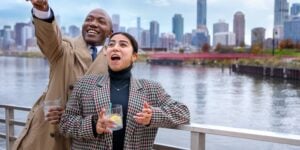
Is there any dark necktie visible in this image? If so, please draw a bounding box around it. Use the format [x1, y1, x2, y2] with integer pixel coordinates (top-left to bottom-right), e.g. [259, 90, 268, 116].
[91, 46, 97, 61]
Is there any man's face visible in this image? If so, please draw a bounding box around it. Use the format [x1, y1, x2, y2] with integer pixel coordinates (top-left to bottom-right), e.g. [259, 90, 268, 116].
[82, 9, 112, 46]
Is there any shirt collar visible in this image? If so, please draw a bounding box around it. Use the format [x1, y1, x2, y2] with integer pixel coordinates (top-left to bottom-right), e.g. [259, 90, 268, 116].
[89, 45, 103, 54]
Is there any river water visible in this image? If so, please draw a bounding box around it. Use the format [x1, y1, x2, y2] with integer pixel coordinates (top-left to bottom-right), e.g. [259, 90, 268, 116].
[0, 57, 300, 150]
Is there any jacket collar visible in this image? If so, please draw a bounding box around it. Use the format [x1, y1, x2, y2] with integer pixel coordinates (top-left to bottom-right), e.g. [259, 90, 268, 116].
[97, 74, 143, 91]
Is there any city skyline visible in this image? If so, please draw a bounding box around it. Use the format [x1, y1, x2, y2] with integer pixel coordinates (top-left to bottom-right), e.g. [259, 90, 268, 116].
[0, 0, 299, 44]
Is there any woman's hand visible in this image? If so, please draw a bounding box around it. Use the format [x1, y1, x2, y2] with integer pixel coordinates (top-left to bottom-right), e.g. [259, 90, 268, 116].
[96, 109, 115, 134]
[134, 102, 152, 126]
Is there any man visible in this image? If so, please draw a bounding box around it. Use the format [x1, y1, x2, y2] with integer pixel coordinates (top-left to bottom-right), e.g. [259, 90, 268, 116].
[13, 0, 113, 149]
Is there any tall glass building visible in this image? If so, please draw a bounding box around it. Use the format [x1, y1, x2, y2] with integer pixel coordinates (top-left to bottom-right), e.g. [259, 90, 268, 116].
[284, 16, 300, 42]
[197, 0, 206, 28]
[251, 27, 266, 47]
[274, 0, 289, 26]
[213, 20, 229, 34]
[233, 11, 245, 46]
[291, 3, 300, 16]
[172, 14, 184, 42]
[150, 21, 159, 48]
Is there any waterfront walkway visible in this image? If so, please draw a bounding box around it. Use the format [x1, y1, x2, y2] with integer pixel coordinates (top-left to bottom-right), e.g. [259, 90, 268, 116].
[149, 53, 270, 61]
[148, 53, 271, 65]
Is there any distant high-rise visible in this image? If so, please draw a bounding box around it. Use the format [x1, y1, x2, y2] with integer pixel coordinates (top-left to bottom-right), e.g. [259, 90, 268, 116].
[214, 32, 236, 46]
[213, 20, 229, 34]
[68, 25, 80, 38]
[150, 21, 159, 48]
[112, 14, 120, 32]
[274, 0, 289, 26]
[14, 23, 27, 46]
[233, 11, 245, 46]
[137, 17, 142, 45]
[251, 27, 266, 48]
[119, 26, 126, 32]
[172, 14, 184, 42]
[284, 16, 300, 42]
[2, 25, 13, 50]
[161, 33, 176, 50]
[197, 0, 207, 28]
[21, 25, 34, 48]
[183, 33, 192, 46]
[127, 27, 138, 40]
[191, 26, 210, 49]
[141, 30, 150, 48]
[213, 20, 229, 46]
[291, 3, 300, 16]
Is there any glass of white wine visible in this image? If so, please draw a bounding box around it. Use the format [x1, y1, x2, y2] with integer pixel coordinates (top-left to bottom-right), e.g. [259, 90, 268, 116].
[108, 104, 123, 131]
[43, 98, 61, 120]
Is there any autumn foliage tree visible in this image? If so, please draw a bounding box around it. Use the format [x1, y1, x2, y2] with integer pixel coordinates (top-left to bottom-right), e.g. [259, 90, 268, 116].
[214, 43, 222, 52]
[201, 43, 211, 53]
[279, 39, 294, 49]
[251, 43, 263, 54]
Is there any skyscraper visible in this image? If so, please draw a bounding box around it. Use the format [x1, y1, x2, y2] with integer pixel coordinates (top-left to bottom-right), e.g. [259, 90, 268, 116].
[213, 20, 229, 46]
[112, 14, 120, 32]
[141, 30, 150, 48]
[14, 23, 27, 46]
[197, 0, 207, 28]
[233, 11, 245, 46]
[274, 0, 289, 26]
[150, 21, 159, 48]
[137, 17, 142, 45]
[284, 16, 300, 42]
[251, 27, 266, 48]
[172, 14, 184, 42]
[213, 20, 229, 35]
[68, 25, 80, 37]
[291, 3, 300, 16]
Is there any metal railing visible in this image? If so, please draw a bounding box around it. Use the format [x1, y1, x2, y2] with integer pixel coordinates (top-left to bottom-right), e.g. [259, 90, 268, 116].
[0, 104, 31, 150]
[1, 104, 300, 150]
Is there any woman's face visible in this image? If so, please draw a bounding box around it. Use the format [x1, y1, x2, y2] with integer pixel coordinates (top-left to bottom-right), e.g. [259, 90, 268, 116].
[106, 34, 137, 72]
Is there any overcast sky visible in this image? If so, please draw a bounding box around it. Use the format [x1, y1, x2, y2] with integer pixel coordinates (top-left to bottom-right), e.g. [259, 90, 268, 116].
[0, 0, 298, 44]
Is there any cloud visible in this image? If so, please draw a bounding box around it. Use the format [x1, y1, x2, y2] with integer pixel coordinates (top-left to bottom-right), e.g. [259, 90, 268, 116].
[146, 0, 170, 7]
[242, 0, 272, 10]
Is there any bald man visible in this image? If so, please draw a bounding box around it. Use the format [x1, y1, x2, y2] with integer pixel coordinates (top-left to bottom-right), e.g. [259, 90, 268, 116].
[13, 0, 113, 149]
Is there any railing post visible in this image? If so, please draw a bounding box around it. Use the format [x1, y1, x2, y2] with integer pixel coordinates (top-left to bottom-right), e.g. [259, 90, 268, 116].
[191, 132, 205, 150]
[5, 106, 14, 150]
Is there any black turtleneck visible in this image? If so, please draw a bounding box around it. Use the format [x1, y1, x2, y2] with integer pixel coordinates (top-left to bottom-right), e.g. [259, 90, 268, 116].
[109, 65, 131, 150]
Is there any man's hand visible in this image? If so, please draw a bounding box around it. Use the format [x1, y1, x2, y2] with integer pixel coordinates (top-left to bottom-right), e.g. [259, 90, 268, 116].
[96, 109, 115, 134]
[45, 106, 64, 124]
[27, 0, 49, 11]
[134, 101, 153, 126]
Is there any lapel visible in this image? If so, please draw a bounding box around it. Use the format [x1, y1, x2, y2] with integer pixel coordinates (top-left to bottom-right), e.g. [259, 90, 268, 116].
[73, 36, 92, 73]
[94, 75, 111, 114]
[73, 36, 108, 76]
[124, 78, 149, 147]
[85, 46, 108, 75]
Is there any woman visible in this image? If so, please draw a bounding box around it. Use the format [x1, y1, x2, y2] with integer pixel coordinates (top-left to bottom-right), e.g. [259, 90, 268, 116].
[59, 32, 190, 150]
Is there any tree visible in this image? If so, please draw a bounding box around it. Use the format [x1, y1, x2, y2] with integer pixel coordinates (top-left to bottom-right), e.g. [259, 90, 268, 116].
[239, 41, 246, 47]
[251, 43, 263, 54]
[214, 43, 222, 52]
[279, 39, 294, 49]
[179, 48, 184, 54]
[201, 43, 210, 53]
[296, 42, 300, 50]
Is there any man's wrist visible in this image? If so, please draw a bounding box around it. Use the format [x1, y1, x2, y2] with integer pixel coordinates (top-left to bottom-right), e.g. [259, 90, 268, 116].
[33, 7, 51, 19]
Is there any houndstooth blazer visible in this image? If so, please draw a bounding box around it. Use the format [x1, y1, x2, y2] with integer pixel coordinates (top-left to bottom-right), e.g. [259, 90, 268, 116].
[59, 74, 190, 150]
